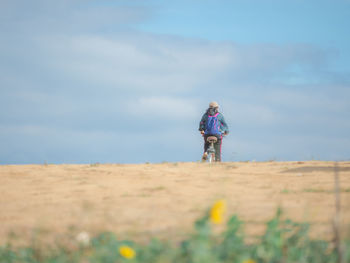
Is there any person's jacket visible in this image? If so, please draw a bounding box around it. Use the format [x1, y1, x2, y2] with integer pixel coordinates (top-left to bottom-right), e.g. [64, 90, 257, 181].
[198, 108, 229, 135]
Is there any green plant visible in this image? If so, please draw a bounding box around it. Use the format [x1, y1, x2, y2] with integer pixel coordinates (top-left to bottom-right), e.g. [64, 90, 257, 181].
[281, 189, 290, 193]
[1, 204, 349, 263]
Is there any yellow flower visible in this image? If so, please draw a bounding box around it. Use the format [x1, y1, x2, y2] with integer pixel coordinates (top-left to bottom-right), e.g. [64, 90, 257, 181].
[242, 259, 256, 263]
[210, 199, 226, 224]
[119, 245, 136, 259]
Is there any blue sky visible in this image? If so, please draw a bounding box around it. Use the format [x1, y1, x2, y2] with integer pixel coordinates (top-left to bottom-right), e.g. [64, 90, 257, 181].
[1, 0, 349, 164]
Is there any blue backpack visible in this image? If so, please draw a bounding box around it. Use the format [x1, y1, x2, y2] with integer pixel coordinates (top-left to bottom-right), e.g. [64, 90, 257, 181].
[205, 113, 221, 135]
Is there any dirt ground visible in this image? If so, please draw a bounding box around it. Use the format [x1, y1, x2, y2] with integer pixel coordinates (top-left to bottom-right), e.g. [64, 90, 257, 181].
[0, 161, 349, 245]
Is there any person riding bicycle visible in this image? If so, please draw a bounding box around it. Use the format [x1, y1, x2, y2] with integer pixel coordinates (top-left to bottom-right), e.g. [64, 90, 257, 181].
[199, 101, 229, 162]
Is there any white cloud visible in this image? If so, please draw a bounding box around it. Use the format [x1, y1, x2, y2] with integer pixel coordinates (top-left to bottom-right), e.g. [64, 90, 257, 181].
[34, 34, 234, 94]
[126, 96, 199, 119]
[224, 102, 280, 125]
[0, 0, 151, 34]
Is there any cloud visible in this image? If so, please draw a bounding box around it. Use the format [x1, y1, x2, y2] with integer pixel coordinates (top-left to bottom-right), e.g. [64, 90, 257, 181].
[34, 34, 235, 95]
[126, 96, 199, 120]
[0, 0, 151, 35]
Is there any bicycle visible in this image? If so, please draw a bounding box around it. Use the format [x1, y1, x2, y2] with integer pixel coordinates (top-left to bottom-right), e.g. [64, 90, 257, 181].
[205, 136, 218, 163]
[201, 133, 226, 163]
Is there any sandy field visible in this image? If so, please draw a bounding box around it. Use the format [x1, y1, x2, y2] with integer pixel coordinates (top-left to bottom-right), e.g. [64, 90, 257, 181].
[1, 161, 350, 245]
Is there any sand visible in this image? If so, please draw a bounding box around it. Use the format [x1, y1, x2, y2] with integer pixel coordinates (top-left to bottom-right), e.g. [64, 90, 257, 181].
[0, 161, 349, 245]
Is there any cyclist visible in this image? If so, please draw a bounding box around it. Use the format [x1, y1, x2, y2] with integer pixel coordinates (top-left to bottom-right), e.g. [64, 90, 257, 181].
[198, 101, 229, 162]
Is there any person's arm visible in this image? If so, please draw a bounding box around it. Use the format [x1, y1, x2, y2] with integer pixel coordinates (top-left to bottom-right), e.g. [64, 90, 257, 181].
[199, 113, 207, 133]
[219, 114, 229, 134]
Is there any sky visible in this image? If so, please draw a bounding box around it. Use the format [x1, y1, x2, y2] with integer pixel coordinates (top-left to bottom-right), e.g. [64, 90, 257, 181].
[0, 0, 350, 164]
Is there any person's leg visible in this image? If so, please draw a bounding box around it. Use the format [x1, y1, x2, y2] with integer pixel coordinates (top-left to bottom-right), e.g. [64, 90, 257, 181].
[202, 135, 210, 161]
[214, 137, 222, 162]
[203, 135, 210, 153]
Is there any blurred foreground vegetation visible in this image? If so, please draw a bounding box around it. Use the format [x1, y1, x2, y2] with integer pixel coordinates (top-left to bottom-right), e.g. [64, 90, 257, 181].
[1, 201, 349, 263]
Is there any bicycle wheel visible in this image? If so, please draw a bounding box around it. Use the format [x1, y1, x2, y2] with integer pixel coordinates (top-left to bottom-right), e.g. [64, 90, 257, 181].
[208, 153, 215, 163]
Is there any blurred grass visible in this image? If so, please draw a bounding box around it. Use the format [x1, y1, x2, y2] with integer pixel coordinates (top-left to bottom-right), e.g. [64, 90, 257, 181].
[1, 203, 349, 263]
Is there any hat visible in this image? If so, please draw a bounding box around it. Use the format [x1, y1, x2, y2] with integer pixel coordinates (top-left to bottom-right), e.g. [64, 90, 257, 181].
[209, 101, 219, 108]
